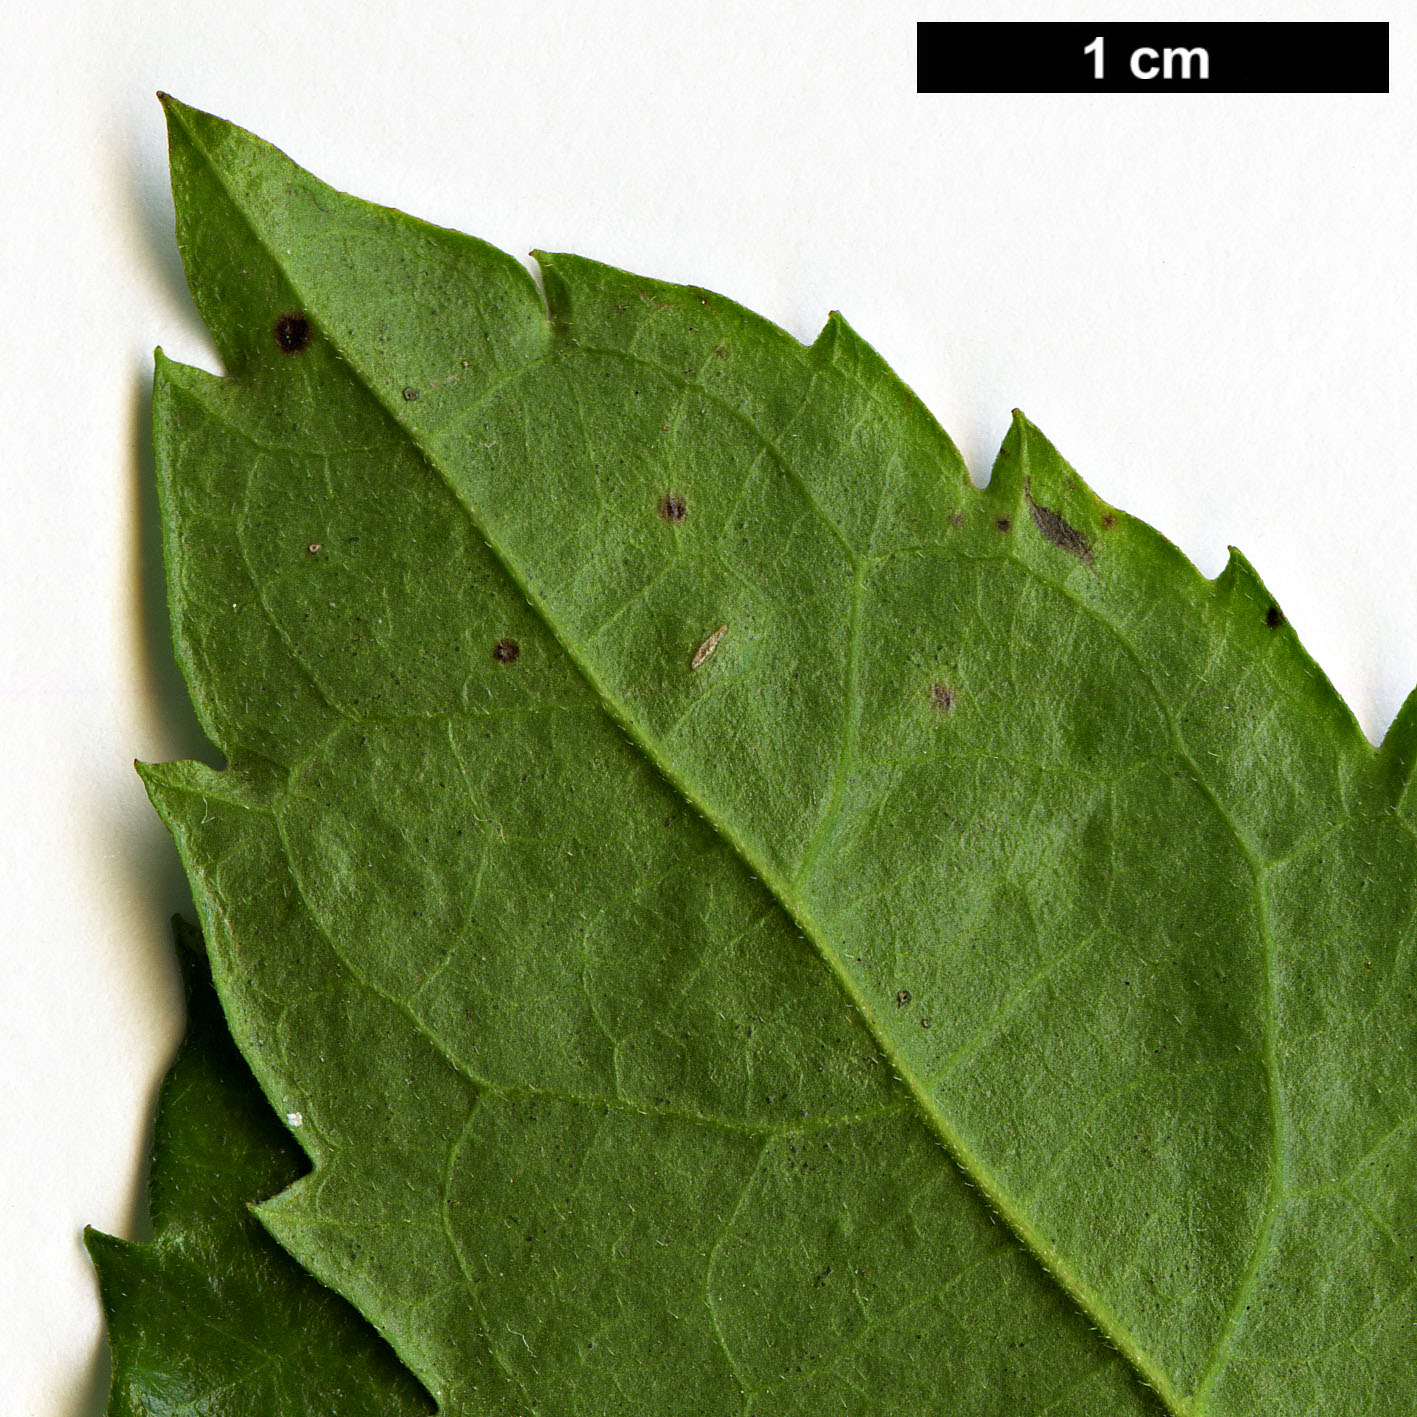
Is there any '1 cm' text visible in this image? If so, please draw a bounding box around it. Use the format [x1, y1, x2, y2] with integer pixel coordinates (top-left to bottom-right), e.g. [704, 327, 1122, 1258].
[1084, 35, 1210, 82]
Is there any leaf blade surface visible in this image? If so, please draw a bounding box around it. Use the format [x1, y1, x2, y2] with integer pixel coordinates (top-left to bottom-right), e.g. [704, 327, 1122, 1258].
[138, 96, 1417, 1415]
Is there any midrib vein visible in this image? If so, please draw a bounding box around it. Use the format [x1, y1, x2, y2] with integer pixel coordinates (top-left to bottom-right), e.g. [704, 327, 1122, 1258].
[181, 113, 1189, 1417]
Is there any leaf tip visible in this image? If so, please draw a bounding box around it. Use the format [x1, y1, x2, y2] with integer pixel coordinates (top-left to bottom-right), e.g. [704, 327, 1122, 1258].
[1001, 408, 1033, 446]
[810, 308, 850, 355]
[156, 91, 203, 121]
[82, 1223, 130, 1270]
[1217, 544, 1260, 588]
[133, 758, 177, 807]
[986, 411, 1032, 497]
[532, 249, 575, 329]
[156, 90, 191, 129]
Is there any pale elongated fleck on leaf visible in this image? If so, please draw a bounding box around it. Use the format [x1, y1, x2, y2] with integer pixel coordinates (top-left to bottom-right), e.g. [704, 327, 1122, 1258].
[112, 97, 1417, 1417]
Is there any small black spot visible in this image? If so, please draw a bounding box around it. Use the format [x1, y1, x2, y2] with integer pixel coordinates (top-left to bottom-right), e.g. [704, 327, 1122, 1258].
[920, 1017, 933, 1030]
[492, 638, 521, 663]
[403, 386, 419, 402]
[273, 312, 311, 354]
[658, 494, 687, 523]
[1266, 604, 1285, 629]
[896, 989, 912, 1007]
[930, 683, 955, 713]
[995, 516, 1012, 533]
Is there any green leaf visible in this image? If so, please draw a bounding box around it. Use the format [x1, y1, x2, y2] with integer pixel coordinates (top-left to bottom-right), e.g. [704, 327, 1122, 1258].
[134, 95, 1417, 1415]
[85, 919, 432, 1417]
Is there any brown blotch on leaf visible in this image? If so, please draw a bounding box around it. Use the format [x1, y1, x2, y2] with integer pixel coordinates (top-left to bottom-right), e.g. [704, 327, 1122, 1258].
[1266, 604, 1285, 629]
[492, 638, 521, 663]
[402, 386, 419, 402]
[1024, 477, 1094, 565]
[896, 989, 912, 1007]
[691, 624, 727, 670]
[930, 683, 955, 713]
[1101, 512, 1117, 530]
[306, 542, 322, 556]
[995, 516, 1012, 533]
[273, 312, 311, 354]
[658, 494, 688, 523]
[950, 510, 965, 530]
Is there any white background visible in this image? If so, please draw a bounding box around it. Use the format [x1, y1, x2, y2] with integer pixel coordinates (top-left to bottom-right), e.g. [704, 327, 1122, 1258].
[1, 2, 1408, 1412]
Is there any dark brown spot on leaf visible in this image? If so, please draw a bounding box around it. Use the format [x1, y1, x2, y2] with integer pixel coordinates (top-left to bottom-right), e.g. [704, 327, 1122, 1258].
[930, 683, 955, 713]
[1024, 477, 1094, 565]
[403, 386, 419, 402]
[492, 638, 521, 663]
[273, 312, 311, 354]
[921, 1017, 933, 1030]
[306, 542, 322, 556]
[896, 989, 912, 1007]
[1101, 513, 1117, 530]
[658, 494, 687, 522]
[950, 511, 965, 530]
[995, 516, 1012, 533]
[1266, 604, 1285, 629]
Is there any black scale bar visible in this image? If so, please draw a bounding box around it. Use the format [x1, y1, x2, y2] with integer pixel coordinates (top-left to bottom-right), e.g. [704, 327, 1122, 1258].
[917, 22, 1388, 94]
